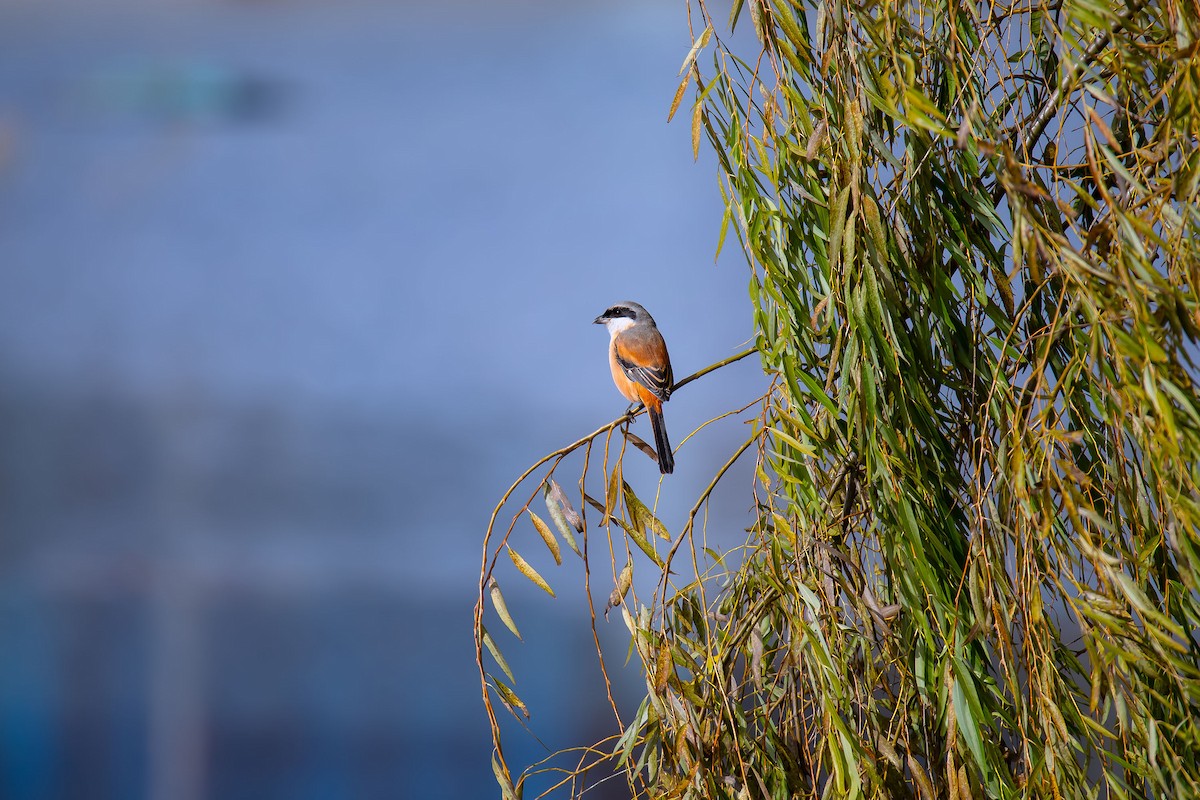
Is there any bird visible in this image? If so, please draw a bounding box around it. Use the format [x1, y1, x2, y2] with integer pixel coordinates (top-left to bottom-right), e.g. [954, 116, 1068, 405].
[593, 301, 675, 474]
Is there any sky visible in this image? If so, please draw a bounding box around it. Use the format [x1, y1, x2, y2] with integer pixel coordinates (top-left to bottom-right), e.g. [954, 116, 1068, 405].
[0, 1, 765, 797]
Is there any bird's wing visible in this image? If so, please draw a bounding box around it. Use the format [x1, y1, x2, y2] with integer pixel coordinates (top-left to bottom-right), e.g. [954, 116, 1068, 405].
[614, 331, 674, 401]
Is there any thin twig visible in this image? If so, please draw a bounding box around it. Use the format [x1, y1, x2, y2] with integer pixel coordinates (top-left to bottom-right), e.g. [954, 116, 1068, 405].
[1017, 0, 1148, 156]
[474, 343, 761, 789]
[660, 429, 760, 597]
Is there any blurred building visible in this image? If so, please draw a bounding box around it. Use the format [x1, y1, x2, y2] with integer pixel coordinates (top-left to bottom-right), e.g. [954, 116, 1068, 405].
[0, 1, 759, 797]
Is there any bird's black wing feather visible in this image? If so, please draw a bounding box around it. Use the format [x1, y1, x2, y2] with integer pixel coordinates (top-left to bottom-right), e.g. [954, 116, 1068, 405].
[615, 352, 673, 401]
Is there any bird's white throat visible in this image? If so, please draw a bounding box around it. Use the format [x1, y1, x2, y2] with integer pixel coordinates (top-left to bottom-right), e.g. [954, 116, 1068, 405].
[603, 317, 636, 337]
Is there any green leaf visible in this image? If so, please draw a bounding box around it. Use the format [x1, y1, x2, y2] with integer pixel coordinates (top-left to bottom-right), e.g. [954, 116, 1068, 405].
[481, 625, 516, 684]
[491, 750, 519, 800]
[623, 481, 671, 540]
[952, 663, 988, 778]
[615, 513, 664, 569]
[488, 578, 521, 640]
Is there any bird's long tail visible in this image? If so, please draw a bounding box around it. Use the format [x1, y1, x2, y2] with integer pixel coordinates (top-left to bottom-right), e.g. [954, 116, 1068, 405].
[649, 407, 674, 474]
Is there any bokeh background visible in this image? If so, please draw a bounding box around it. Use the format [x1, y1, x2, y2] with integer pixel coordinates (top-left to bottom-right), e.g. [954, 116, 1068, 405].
[0, 0, 763, 797]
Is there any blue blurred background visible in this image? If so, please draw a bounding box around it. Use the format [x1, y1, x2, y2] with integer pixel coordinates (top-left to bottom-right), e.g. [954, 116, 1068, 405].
[0, 1, 762, 797]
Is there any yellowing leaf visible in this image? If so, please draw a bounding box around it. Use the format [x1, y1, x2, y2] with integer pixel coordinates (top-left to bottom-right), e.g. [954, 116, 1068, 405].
[493, 678, 529, 719]
[605, 462, 622, 521]
[528, 510, 561, 565]
[654, 638, 673, 693]
[508, 547, 555, 597]
[668, 70, 690, 123]
[606, 561, 633, 618]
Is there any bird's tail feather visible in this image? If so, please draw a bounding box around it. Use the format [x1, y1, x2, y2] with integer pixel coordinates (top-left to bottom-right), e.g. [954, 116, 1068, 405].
[649, 408, 674, 474]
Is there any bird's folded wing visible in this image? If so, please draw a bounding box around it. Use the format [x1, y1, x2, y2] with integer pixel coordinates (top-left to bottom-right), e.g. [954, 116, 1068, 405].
[614, 337, 673, 401]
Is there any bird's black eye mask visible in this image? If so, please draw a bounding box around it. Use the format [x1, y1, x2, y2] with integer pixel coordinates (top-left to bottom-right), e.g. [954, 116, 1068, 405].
[605, 307, 636, 320]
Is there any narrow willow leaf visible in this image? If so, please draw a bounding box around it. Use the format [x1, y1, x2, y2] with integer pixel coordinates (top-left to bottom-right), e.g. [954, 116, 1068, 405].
[614, 698, 650, 767]
[749, 0, 769, 49]
[623, 481, 671, 541]
[667, 70, 690, 123]
[543, 481, 582, 557]
[491, 751, 518, 800]
[952, 672, 987, 774]
[806, 120, 829, 161]
[488, 578, 521, 640]
[991, 259, 1015, 318]
[625, 430, 661, 464]
[1113, 571, 1185, 638]
[620, 605, 636, 637]
[528, 510, 561, 566]
[828, 184, 852, 271]
[508, 547, 555, 598]
[1147, 717, 1159, 765]
[771, 511, 798, 546]
[769, 425, 816, 456]
[481, 626, 516, 684]
[901, 86, 952, 136]
[771, 0, 806, 49]
[749, 628, 764, 690]
[845, 96, 863, 161]
[860, 194, 887, 260]
[582, 491, 606, 517]
[493, 677, 529, 719]
[616, 514, 664, 568]
[796, 368, 840, 416]
[841, 208, 857, 275]
[604, 462, 622, 521]
[728, 0, 746, 32]
[546, 479, 584, 531]
[908, 755, 936, 800]
[644, 510, 670, 542]
[716, 205, 733, 258]
[606, 560, 633, 618]
[654, 638, 672, 692]
[691, 96, 704, 160]
[621, 487, 643, 543]
[678, 25, 712, 77]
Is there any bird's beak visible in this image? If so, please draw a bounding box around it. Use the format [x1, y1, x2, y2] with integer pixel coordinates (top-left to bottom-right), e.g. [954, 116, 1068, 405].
[592, 315, 606, 325]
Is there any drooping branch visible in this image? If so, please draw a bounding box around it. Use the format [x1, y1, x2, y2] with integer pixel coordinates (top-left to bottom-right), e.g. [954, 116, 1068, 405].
[1016, 0, 1149, 156]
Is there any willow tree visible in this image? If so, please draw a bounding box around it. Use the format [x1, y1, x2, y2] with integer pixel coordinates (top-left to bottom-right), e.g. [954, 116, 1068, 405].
[476, 0, 1200, 797]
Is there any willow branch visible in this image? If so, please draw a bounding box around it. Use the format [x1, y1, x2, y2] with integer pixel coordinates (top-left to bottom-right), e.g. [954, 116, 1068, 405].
[474, 343, 760, 769]
[1017, 0, 1148, 156]
[661, 428, 759, 581]
[672, 344, 757, 394]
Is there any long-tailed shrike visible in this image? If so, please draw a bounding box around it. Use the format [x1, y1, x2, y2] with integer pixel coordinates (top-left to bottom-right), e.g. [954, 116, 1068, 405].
[594, 301, 675, 474]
